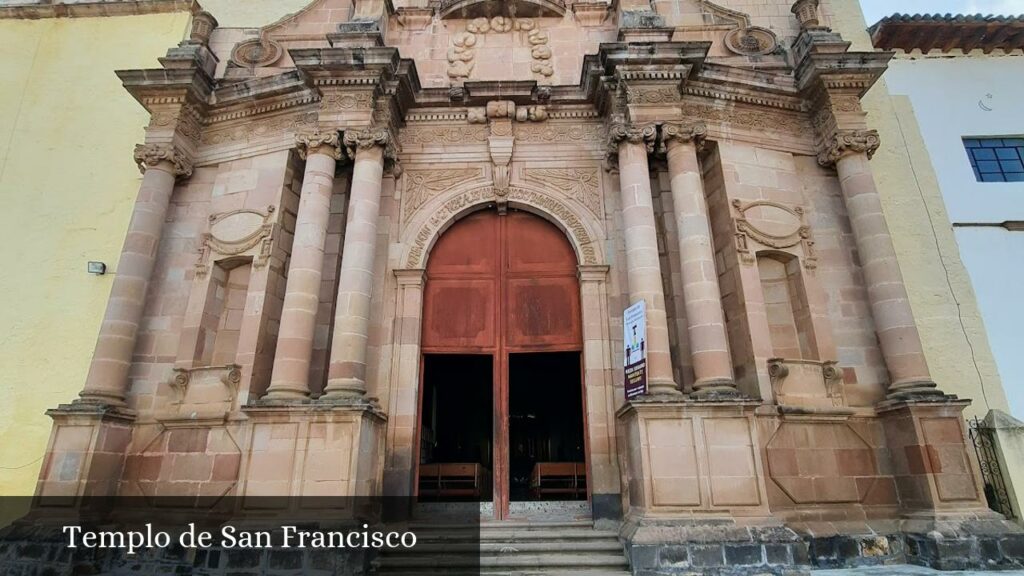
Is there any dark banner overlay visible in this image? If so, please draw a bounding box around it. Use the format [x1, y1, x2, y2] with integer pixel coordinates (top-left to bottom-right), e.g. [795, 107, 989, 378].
[0, 497, 482, 575]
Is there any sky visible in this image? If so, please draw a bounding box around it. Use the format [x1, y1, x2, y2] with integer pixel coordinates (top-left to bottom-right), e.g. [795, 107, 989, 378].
[859, 0, 1024, 24]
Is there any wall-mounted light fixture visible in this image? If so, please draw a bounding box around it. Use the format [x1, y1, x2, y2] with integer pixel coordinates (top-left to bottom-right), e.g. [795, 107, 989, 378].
[87, 261, 107, 275]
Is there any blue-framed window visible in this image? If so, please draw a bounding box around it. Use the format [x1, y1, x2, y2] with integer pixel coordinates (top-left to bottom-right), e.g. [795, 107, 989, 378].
[964, 137, 1024, 182]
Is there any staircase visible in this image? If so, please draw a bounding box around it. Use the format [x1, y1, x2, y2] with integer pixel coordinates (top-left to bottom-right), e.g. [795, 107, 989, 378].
[374, 520, 632, 576]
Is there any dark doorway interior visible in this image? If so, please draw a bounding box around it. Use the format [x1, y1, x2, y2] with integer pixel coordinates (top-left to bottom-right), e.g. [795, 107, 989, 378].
[509, 352, 586, 502]
[418, 354, 493, 502]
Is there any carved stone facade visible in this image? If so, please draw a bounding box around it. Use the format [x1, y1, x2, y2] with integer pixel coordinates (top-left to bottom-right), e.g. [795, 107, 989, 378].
[26, 0, 1024, 573]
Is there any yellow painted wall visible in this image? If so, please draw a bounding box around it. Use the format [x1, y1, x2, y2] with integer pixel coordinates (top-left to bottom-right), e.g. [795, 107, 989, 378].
[827, 1, 1008, 419]
[201, 0, 311, 27]
[0, 12, 191, 495]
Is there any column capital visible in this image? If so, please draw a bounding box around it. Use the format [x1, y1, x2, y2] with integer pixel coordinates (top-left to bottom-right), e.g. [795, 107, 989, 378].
[343, 125, 399, 161]
[659, 121, 708, 152]
[133, 143, 193, 178]
[605, 122, 657, 168]
[817, 129, 880, 167]
[606, 122, 658, 152]
[394, 268, 426, 287]
[295, 128, 344, 161]
[577, 264, 610, 282]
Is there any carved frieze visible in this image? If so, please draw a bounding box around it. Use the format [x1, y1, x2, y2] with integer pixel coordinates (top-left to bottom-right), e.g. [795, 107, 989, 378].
[134, 143, 193, 178]
[400, 124, 490, 146]
[322, 91, 374, 112]
[817, 129, 881, 167]
[196, 206, 277, 276]
[403, 168, 486, 216]
[522, 167, 602, 218]
[678, 101, 807, 135]
[514, 122, 604, 144]
[732, 199, 816, 269]
[625, 86, 681, 105]
[201, 112, 318, 146]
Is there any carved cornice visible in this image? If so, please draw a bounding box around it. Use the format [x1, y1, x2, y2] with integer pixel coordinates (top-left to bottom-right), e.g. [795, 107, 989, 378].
[295, 129, 344, 161]
[817, 129, 881, 167]
[133, 143, 193, 178]
[660, 121, 708, 152]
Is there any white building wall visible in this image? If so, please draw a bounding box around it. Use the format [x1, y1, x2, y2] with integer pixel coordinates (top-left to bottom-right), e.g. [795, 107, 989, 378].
[884, 55, 1024, 418]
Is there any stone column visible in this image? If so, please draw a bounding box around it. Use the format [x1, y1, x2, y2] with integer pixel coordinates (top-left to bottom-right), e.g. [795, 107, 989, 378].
[78, 144, 192, 406]
[264, 130, 343, 400]
[820, 130, 941, 400]
[662, 122, 738, 398]
[609, 123, 680, 396]
[322, 128, 391, 401]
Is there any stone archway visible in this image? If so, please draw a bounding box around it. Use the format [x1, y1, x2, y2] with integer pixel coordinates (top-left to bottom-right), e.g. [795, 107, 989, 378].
[383, 185, 622, 521]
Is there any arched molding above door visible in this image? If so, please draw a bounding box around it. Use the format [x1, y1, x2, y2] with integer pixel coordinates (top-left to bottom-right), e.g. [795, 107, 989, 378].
[401, 184, 605, 268]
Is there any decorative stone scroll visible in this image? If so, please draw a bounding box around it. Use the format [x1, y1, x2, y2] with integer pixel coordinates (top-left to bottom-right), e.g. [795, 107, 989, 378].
[196, 206, 277, 276]
[768, 358, 846, 409]
[404, 185, 600, 268]
[447, 17, 553, 80]
[817, 129, 881, 167]
[732, 199, 817, 269]
[133, 143, 193, 178]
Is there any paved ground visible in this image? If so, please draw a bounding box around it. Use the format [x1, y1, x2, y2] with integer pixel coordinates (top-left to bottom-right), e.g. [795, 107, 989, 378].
[816, 566, 1024, 575]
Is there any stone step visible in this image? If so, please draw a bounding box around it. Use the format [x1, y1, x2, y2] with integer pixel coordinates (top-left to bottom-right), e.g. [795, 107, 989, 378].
[381, 571, 633, 576]
[384, 539, 625, 554]
[376, 552, 631, 570]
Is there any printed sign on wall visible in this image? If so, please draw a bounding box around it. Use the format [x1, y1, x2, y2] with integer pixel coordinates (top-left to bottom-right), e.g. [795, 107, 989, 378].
[624, 300, 647, 400]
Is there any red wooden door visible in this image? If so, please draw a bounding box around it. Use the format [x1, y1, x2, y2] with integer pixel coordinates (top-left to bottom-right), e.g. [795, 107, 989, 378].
[420, 209, 582, 519]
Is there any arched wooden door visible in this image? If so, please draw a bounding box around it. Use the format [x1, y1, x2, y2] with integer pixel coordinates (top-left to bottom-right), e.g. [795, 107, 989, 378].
[419, 208, 584, 519]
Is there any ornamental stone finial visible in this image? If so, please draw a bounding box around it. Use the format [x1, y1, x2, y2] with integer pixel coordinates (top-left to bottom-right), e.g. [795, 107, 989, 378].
[791, 0, 820, 30]
[817, 129, 881, 167]
[133, 143, 193, 178]
[295, 129, 343, 161]
[189, 11, 219, 46]
[659, 121, 708, 153]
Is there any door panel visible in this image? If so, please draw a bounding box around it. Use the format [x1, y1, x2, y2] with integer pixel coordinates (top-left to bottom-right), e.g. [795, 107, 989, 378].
[420, 208, 583, 519]
[506, 278, 581, 350]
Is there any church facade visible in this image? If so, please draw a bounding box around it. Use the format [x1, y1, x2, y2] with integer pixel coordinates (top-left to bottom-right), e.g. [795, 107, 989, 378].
[31, 0, 1024, 571]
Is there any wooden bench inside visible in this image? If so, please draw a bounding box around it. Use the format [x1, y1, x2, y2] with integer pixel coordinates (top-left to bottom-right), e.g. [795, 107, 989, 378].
[418, 463, 489, 500]
[530, 462, 586, 499]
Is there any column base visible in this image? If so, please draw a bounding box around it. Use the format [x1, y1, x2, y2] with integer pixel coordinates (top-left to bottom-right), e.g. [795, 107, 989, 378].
[321, 377, 368, 401]
[877, 397, 993, 515]
[37, 402, 136, 499]
[646, 378, 683, 396]
[690, 378, 744, 400]
[885, 378, 948, 401]
[260, 385, 311, 402]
